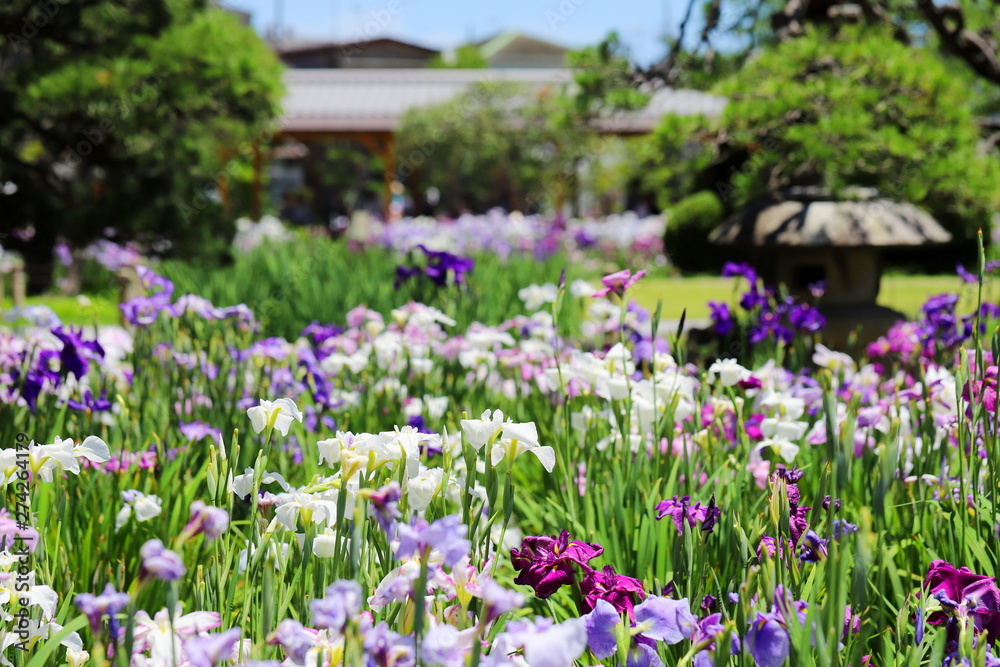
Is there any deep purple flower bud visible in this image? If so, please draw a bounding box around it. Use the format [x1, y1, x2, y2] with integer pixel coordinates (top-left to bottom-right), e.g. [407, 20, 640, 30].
[822, 495, 842, 511]
[655, 496, 721, 535]
[789, 503, 811, 546]
[139, 539, 186, 582]
[701, 594, 718, 612]
[311, 580, 362, 632]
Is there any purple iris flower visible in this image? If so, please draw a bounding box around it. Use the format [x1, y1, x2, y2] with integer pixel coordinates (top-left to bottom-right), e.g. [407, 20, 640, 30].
[797, 530, 828, 563]
[583, 599, 621, 659]
[52, 326, 105, 379]
[789, 503, 811, 546]
[179, 421, 223, 443]
[395, 515, 470, 567]
[510, 530, 603, 598]
[654, 496, 721, 535]
[832, 520, 858, 540]
[583, 597, 696, 664]
[75, 583, 130, 636]
[957, 264, 978, 283]
[394, 265, 421, 290]
[788, 304, 825, 333]
[745, 587, 808, 667]
[721, 262, 758, 283]
[481, 580, 525, 624]
[422, 625, 466, 666]
[268, 619, 313, 664]
[183, 501, 229, 540]
[363, 622, 415, 666]
[67, 389, 112, 413]
[139, 539, 186, 582]
[708, 301, 735, 336]
[184, 628, 242, 667]
[368, 481, 402, 536]
[311, 580, 362, 633]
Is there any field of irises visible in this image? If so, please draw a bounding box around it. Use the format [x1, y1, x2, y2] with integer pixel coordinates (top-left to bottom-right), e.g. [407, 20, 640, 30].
[3, 220, 1000, 667]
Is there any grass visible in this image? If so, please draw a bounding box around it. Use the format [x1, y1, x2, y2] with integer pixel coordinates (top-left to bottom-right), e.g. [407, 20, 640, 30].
[630, 274, 967, 321]
[1, 294, 120, 326]
[1, 275, 970, 329]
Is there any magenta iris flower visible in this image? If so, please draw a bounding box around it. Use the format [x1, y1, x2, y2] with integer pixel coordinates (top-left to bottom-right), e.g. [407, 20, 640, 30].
[924, 560, 1000, 642]
[580, 565, 646, 618]
[592, 269, 647, 298]
[510, 530, 603, 598]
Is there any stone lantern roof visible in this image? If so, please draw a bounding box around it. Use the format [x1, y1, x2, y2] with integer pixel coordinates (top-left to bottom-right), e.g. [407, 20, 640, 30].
[709, 191, 952, 248]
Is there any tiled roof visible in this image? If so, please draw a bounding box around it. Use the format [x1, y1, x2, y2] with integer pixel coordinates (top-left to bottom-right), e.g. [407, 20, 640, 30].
[279, 68, 726, 134]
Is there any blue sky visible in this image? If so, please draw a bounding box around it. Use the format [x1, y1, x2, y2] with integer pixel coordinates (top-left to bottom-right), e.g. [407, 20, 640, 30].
[224, 0, 683, 65]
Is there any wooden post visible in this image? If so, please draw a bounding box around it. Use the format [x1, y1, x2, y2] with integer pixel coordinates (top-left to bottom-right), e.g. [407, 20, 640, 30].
[12, 268, 26, 307]
[251, 143, 263, 222]
[382, 133, 396, 220]
[218, 147, 232, 219]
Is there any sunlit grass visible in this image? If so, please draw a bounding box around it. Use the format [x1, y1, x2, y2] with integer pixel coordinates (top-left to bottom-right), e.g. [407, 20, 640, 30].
[1, 294, 120, 326]
[630, 274, 969, 320]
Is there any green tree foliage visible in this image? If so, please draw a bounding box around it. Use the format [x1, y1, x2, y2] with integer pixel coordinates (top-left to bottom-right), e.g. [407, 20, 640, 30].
[641, 26, 1000, 266]
[0, 0, 283, 290]
[396, 82, 585, 215]
[397, 32, 649, 216]
[427, 44, 488, 69]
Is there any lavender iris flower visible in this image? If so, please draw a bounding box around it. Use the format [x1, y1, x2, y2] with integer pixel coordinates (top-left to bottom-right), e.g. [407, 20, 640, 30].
[184, 628, 242, 667]
[139, 539, 186, 582]
[311, 580, 363, 633]
[395, 515, 470, 567]
[75, 583, 130, 635]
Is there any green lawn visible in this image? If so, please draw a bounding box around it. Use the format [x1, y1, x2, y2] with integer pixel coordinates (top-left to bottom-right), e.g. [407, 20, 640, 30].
[1, 294, 120, 326]
[0, 275, 979, 328]
[630, 274, 973, 320]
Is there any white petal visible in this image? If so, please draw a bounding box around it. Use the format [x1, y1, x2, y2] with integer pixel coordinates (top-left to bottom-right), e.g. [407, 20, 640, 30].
[530, 446, 556, 473]
[74, 435, 110, 462]
[247, 406, 267, 434]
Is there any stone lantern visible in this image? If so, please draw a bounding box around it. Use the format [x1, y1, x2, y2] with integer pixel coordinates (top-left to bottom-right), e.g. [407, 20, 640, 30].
[708, 191, 952, 345]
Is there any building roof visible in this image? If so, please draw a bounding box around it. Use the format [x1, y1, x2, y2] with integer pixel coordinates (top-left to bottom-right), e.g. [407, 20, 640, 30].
[279, 68, 726, 135]
[473, 31, 569, 67]
[273, 37, 439, 57]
